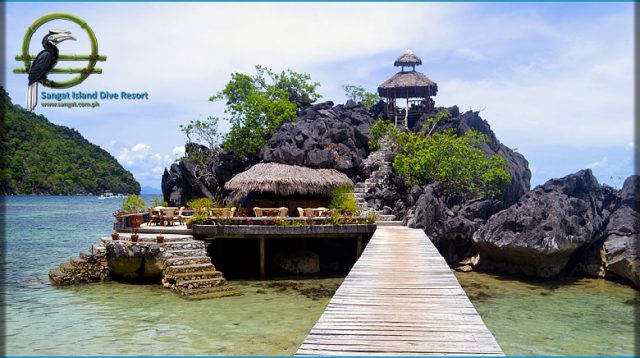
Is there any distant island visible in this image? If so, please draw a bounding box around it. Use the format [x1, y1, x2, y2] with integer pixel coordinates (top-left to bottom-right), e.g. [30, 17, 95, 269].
[0, 87, 140, 195]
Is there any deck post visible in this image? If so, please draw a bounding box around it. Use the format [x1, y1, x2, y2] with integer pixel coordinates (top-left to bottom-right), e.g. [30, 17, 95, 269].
[356, 234, 362, 259]
[259, 235, 265, 279]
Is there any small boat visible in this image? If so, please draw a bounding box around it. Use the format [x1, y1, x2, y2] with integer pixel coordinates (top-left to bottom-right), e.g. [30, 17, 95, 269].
[98, 192, 126, 199]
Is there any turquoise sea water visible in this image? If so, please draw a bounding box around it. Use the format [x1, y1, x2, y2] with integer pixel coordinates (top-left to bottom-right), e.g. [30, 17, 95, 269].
[3, 196, 638, 355]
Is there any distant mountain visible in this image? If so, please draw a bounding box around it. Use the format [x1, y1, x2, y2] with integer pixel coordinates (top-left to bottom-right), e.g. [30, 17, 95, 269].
[140, 186, 162, 195]
[0, 87, 140, 195]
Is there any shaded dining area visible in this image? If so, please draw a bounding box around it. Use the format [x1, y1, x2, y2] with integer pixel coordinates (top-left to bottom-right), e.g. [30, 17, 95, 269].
[146, 206, 193, 226]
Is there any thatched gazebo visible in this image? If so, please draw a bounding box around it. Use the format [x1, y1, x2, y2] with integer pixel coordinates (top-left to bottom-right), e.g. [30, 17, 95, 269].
[225, 162, 353, 216]
[378, 49, 438, 127]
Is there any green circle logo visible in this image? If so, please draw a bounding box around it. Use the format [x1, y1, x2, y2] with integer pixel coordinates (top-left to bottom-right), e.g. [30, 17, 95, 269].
[13, 13, 106, 89]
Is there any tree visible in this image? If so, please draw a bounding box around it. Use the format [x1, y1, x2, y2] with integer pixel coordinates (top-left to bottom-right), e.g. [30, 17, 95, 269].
[179, 116, 223, 153]
[342, 85, 381, 109]
[210, 65, 321, 158]
[393, 110, 512, 201]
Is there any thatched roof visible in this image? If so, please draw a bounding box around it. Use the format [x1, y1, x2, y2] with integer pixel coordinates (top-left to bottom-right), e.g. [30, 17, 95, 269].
[394, 49, 422, 67]
[224, 162, 353, 197]
[378, 71, 438, 98]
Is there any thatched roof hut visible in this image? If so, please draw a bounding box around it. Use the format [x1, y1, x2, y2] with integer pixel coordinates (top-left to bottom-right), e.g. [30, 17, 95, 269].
[224, 162, 352, 197]
[394, 49, 422, 67]
[378, 71, 438, 98]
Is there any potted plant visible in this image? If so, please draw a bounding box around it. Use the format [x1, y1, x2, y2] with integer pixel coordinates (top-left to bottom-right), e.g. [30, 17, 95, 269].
[185, 218, 193, 229]
[156, 233, 164, 244]
[111, 230, 120, 240]
[121, 194, 146, 240]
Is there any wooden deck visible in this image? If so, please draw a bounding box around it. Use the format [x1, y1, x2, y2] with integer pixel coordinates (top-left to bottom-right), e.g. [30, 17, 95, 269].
[296, 226, 504, 356]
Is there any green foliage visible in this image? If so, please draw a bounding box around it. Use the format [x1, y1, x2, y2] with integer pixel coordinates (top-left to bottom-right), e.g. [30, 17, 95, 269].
[364, 211, 378, 224]
[394, 126, 512, 200]
[187, 197, 216, 215]
[210, 65, 321, 158]
[179, 116, 223, 156]
[0, 88, 140, 195]
[150, 196, 168, 207]
[368, 118, 398, 150]
[342, 85, 381, 109]
[122, 194, 146, 213]
[329, 185, 358, 215]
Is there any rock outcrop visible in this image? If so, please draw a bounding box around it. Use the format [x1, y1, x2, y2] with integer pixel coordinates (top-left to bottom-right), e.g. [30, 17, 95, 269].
[472, 169, 618, 278]
[162, 101, 380, 205]
[365, 107, 532, 266]
[260, 100, 377, 180]
[603, 175, 639, 286]
[162, 144, 250, 206]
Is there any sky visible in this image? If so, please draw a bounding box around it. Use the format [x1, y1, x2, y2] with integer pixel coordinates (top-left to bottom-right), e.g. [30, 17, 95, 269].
[4, 2, 635, 191]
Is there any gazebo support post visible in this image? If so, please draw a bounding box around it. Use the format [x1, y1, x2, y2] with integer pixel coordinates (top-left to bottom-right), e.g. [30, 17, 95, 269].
[259, 235, 265, 279]
[356, 234, 363, 259]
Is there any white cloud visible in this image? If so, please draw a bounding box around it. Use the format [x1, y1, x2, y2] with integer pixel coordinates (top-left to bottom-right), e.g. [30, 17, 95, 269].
[4, 3, 634, 188]
[454, 47, 487, 62]
[116, 143, 175, 181]
[586, 156, 608, 169]
[172, 146, 185, 158]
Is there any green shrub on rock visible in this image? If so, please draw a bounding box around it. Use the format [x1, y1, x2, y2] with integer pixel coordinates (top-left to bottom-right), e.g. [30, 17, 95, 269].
[329, 185, 358, 215]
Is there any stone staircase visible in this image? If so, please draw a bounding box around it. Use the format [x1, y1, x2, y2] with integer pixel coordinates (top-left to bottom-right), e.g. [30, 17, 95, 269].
[161, 238, 240, 300]
[50, 233, 239, 300]
[49, 243, 110, 285]
[353, 143, 398, 223]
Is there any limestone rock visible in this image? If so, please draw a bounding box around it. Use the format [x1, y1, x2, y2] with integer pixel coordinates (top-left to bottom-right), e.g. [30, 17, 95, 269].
[260, 101, 376, 180]
[603, 175, 640, 286]
[472, 169, 610, 277]
[273, 248, 321, 275]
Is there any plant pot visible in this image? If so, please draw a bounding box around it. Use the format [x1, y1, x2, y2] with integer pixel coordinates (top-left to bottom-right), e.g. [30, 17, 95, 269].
[112, 231, 119, 240]
[131, 234, 139, 242]
[156, 235, 164, 244]
[129, 214, 143, 230]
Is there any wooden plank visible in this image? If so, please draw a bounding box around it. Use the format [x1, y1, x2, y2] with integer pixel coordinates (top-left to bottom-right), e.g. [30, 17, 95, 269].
[296, 226, 503, 356]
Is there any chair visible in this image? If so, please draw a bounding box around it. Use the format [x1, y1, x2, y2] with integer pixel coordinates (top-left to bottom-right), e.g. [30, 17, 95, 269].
[147, 207, 160, 226]
[163, 207, 177, 226]
[225, 207, 237, 218]
[175, 206, 188, 225]
[277, 207, 288, 217]
[297, 207, 305, 218]
[253, 207, 263, 217]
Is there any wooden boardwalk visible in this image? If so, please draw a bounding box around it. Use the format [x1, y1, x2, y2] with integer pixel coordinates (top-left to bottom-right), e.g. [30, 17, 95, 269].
[296, 226, 504, 356]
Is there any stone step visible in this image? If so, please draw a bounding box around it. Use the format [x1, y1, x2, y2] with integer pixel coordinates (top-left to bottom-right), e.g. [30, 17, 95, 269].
[161, 241, 205, 250]
[79, 249, 94, 260]
[163, 249, 207, 258]
[70, 256, 87, 265]
[175, 277, 226, 289]
[375, 220, 404, 226]
[354, 182, 365, 188]
[164, 256, 211, 266]
[352, 188, 365, 194]
[165, 263, 216, 273]
[168, 271, 223, 281]
[177, 285, 239, 297]
[377, 214, 397, 221]
[59, 261, 74, 273]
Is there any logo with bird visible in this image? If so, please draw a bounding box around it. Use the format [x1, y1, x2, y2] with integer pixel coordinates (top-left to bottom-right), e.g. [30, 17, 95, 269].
[14, 13, 106, 111]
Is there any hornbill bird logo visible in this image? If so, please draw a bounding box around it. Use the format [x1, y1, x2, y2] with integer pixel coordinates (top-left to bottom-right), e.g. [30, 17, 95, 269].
[26, 29, 76, 111]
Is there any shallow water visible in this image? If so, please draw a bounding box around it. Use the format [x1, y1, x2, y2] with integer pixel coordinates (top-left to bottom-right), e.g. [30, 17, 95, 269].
[3, 196, 638, 355]
[3, 196, 340, 355]
[456, 271, 638, 356]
